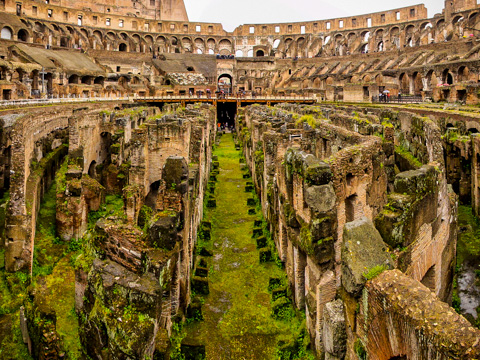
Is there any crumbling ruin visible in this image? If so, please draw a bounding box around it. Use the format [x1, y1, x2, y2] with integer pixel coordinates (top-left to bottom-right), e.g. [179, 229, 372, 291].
[1, 0, 480, 359]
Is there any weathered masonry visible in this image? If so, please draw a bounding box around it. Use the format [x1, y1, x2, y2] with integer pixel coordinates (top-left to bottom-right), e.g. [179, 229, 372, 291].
[1, 1, 480, 104]
[237, 104, 480, 358]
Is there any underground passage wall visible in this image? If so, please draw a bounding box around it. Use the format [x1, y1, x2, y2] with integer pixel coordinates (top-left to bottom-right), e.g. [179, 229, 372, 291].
[237, 103, 480, 358]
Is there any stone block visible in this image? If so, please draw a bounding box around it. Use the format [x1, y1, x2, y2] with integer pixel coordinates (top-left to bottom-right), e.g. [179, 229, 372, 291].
[394, 165, 436, 196]
[305, 184, 336, 213]
[191, 276, 209, 295]
[186, 298, 203, 321]
[254, 220, 263, 227]
[259, 247, 272, 262]
[163, 156, 188, 190]
[342, 217, 393, 295]
[248, 208, 256, 215]
[206, 198, 216, 208]
[252, 227, 263, 238]
[256, 235, 267, 248]
[148, 214, 179, 251]
[247, 198, 256, 206]
[323, 299, 346, 358]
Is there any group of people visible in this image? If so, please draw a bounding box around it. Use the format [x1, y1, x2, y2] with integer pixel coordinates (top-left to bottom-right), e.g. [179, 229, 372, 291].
[217, 122, 235, 132]
[378, 91, 391, 102]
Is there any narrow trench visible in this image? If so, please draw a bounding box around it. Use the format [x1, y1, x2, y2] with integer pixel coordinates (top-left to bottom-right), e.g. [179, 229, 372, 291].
[183, 133, 309, 359]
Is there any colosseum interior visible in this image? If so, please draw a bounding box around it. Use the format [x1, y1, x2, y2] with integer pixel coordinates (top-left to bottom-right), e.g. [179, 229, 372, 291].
[1, 0, 480, 359]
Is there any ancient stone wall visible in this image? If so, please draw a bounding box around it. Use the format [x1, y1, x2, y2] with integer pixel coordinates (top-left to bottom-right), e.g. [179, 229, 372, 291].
[237, 103, 461, 357]
[3, 104, 117, 271]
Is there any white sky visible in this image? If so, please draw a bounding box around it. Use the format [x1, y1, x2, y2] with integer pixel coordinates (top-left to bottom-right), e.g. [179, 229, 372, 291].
[183, 0, 447, 32]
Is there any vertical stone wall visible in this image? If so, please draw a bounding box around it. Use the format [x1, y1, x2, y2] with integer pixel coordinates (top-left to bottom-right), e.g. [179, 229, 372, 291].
[238, 104, 463, 358]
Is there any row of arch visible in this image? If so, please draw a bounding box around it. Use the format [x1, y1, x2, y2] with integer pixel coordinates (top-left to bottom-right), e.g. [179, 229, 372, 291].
[2, 9, 479, 58]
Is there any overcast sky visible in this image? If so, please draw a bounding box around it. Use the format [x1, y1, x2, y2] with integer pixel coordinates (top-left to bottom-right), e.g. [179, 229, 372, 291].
[183, 0, 448, 31]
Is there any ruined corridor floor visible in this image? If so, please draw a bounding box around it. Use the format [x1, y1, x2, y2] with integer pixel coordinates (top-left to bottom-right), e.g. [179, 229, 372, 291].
[183, 133, 306, 360]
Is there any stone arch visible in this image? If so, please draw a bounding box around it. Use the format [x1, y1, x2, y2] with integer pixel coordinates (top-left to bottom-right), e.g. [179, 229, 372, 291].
[88, 160, 97, 178]
[207, 38, 216, 53]
[93, 30, 103, 42]
[390, 26, 400, 48]
[60, 37, 69, 47]
[425, 70, 437, 91]
[375, 74, 384, 86]
[442, 69, 453, 85]
[377, 41, 384, 52]
[399, 73, 409, 94]
[17, 29, 29, 42]
[1, 26, 13, 40]
[182, 37, 193, 52]
[68, 74, 79, 84]
[106, 31, 116, 41]
[194, 38, 205, 53]
[119, 43, 127, 52]
[171, 36, 178, 46]
[235, 49, 243, 57]
[457, 66, 470, 82]
[452, 15, 464, 25]
[361, 30, 370, 42]
[412, 71, 423, 95]
[273, 39, 281, 49]
[94, 76, 104, 85]
[255, 49, 264, 57]
[219, 39, 232, 55]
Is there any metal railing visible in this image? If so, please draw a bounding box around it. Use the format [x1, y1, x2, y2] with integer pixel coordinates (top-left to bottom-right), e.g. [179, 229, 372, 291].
[0, 94, 317, 107]
[372, 95, 423, 104]
[0, 96, 132, 107]
[135, 94, 317, 101]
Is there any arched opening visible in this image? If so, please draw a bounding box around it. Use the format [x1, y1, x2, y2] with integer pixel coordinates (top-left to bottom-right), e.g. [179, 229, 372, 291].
[255, 50, 264, 57]
[60, 37, 68, 47]
[377, 41, 384, 52]
[17, 29, 28, 42]
[361, 43, 369, 53]
[247, 49, 253, 57]
[468, 128, 479, 134]
[443, 69, 453, 85]
[171, 37, 178, 46]
[145, 180, 161, 209]
[119, 43, 127, 52]
[68, 74, 79, 84]
[273, 39, 281, 49]
[458, 66, 469, 82]
[94, 76, 104, 85]
[81, 76, 93, 85]
[421, 265, 436, 292]
[1, 27, 12, 40]
[218, 74, 233, 95]
[345, 194, 358, 223]
[412, 72, 423, 95]
[235, 50, 243, 57]
[88, 161, 97, 178]
[399, 73, 409, 94]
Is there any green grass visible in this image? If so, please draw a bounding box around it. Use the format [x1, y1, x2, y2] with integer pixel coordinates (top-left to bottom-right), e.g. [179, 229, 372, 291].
[30, 179, 82, 358]
[183, 133, 313, 359]
[457, 205, 480, 265]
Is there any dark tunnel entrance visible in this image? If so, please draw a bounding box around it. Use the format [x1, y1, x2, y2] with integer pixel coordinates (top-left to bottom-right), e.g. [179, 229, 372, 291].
[217, 102, 237, 129]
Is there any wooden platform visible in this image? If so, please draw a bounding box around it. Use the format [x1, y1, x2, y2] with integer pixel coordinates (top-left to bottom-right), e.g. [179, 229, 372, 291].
[133, 95, 317, 107]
